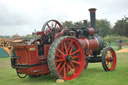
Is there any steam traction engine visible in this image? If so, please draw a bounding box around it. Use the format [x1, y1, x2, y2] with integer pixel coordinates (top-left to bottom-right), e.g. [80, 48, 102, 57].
[11, 8, 117, 80]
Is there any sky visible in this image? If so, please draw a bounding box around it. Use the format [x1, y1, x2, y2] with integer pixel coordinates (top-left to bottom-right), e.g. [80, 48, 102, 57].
[0, 0, 128, 36]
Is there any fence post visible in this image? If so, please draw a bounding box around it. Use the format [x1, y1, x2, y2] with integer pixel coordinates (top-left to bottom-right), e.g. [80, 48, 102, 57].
[117, 40, 122, 49]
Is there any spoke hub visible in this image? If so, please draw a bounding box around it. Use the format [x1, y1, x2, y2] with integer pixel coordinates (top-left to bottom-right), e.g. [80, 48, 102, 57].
[66, 55, 72, 63]
[110, 57, 113, 62]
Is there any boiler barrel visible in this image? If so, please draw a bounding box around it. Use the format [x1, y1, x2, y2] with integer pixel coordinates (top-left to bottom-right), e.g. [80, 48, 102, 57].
[78, 36, 104, 52]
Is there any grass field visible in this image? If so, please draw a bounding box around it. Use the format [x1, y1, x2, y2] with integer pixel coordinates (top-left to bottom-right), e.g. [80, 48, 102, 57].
[0, 52, 128, 85]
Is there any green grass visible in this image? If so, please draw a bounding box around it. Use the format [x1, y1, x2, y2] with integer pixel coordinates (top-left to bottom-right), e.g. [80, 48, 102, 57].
[0, 53, 128, 85]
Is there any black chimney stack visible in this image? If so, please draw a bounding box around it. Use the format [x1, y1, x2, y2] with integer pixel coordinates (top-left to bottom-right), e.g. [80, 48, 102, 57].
[89, 8, 97, 30]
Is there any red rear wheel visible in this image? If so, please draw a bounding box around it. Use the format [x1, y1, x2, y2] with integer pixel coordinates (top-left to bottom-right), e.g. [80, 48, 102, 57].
[48, 36, 84, 80]
[101, 47, 117, 71]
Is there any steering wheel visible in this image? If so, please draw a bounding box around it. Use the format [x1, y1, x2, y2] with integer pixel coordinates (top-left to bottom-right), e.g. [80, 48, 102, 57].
[42, 19, 63, 35]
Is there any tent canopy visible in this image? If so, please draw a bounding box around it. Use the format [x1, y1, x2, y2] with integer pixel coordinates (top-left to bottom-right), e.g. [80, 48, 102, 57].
[0, 47, 10, 57]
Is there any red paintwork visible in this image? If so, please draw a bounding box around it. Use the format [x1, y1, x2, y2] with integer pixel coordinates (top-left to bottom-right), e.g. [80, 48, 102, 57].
[44, 44, 50, 56]
[14, 33, 99, 77]
[37, 32, 43, 36]
[14, 45, 49, 76]
[88, 28, 94, 35]
[78, 37, 99, 55]
[13, 26, 99, 78]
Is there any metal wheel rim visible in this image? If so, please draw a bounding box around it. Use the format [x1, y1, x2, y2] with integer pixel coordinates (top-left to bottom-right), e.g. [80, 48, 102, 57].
[105, 49, 116, 71]
[55, 38, 84, 80]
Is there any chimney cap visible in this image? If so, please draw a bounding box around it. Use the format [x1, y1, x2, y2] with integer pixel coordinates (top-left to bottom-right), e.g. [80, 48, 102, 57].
[89, 8, 97, 12]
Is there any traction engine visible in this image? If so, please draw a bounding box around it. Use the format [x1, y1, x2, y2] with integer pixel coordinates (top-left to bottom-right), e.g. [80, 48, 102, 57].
[11, 8, 117, 80]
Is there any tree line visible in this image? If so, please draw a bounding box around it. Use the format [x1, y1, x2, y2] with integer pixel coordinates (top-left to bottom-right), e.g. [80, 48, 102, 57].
[62, 16, 128, 38]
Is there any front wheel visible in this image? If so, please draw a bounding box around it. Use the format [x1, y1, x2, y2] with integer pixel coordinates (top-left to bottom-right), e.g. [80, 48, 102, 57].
[48, 36, 85, 80]
[101, 47, 117, 71]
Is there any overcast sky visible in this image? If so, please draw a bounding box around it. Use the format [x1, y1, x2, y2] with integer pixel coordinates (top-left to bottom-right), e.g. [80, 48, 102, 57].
[0, 0, 128, 36]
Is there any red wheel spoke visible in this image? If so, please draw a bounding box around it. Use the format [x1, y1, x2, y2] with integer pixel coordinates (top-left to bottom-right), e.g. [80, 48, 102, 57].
[106, 52, 110, 62]
[106, 59, 108, 62]
[56, 63, 62, 71]
[47, 28, 51, 31]
[58, 63, 66, 73]
[54, 22, 57, 28]
[61, 43, 64, 52]
[72, 60, 80, 65]
[56, 53, 61, 58]
[46, 28, 51, 34]
[68, 40, 73, 51]
[47, 24, 51, 30]
[71, 49, 80, 55]
[67, 63, 76, 75]
[57, 48, 65, 56]
[106, 51, 109, 58]
[106, 51, 111, 68]
[60, 25, 63, 29]
[69, 45, 74, 55]
[72, 56, 78, 59]
[57, 48, 66, 60]
[70, 62, 76, 69]
[109, 53, 112, 57]
[64, 42, 68, 54]
[51, 22, 54, 27]
[111, 62, 113, 65]
[106, 57, 110, 62]
[106, 54, 109, 58]
[64, 66, 66, 78]
[107, 62, 109, 67]
[56, 59, 64, 63]
[66, 65, 69, 77]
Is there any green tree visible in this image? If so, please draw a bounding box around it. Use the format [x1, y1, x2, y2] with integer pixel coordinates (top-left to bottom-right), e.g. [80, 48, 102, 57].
[96, 19, 111, 37]
[113, 17, 128, 37]
[62, 21, 74, 28]
[62, 20, 89, 28]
